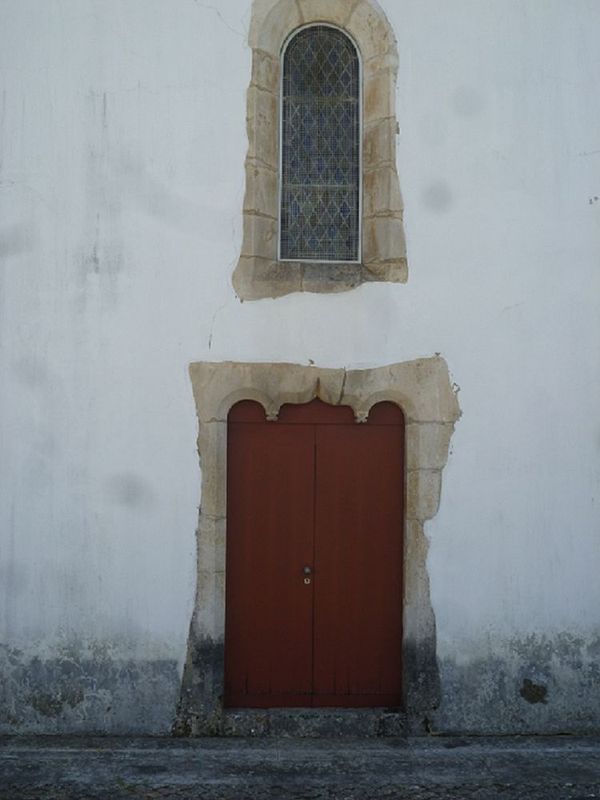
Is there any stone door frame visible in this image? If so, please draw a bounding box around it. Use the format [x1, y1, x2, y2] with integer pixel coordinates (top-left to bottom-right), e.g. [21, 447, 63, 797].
[176, 358, 460, 736]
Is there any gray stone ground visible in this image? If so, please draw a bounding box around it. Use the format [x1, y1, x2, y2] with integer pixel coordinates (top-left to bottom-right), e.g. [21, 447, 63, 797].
[0, 735, 599, 799]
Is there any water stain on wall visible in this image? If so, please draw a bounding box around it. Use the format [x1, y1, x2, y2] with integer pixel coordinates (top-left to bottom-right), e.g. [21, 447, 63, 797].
[421, 181, 453, 213]
[436, 632, 600, 734]
[520, 678, 548, 704]
[0, 643, 179, 734]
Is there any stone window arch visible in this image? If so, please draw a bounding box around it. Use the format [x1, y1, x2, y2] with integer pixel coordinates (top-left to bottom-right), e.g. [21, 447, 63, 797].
[233, 0, 408, 300]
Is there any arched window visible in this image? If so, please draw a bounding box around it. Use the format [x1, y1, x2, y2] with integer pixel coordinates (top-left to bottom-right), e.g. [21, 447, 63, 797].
[280, 26, 361, 263]
[233, 0, 407, 300]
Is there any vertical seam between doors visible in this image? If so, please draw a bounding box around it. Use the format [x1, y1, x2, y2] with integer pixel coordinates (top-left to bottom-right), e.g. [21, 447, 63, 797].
[310, 423, 317, 705]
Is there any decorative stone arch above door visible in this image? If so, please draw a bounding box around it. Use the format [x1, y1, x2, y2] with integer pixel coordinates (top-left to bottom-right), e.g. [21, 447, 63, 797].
[175, 358, 460, 736]
[233, 0, 408, 300]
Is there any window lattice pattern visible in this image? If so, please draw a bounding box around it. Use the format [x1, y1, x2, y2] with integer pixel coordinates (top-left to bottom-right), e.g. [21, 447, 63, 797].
[280, 26, 360, 262]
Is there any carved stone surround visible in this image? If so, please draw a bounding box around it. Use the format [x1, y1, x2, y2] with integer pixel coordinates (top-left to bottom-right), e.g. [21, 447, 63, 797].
[176, 358, 460, 735]
[233, 0, 408, 300]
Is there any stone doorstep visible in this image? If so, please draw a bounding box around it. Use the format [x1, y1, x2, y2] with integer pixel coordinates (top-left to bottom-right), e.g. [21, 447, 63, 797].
[221, 708, 409, 737]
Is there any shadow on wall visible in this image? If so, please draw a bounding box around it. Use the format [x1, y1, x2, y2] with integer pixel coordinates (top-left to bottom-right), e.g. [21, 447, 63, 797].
[104, 472, 156, 510]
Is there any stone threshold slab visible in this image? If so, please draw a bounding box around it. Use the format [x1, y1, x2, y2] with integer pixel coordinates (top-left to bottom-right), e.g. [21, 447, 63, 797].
[220, 708, 408, 737]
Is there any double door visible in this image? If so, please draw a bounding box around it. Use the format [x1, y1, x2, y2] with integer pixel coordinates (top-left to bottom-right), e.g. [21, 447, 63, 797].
[224, 398, 404, 708]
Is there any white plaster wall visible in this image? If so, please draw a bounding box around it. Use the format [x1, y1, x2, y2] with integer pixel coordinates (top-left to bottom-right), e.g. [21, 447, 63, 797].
[1, 0, 599, 731]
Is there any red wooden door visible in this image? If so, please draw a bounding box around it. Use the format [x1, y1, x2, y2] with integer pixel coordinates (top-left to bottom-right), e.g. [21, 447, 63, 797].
[224, 398, 404, 708]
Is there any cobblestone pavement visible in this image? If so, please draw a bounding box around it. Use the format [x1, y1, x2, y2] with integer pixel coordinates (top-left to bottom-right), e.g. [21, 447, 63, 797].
[0, 735, 599, 799]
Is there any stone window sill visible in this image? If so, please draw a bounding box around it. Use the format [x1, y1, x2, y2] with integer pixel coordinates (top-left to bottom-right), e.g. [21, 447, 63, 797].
[233, 255, 408, 300]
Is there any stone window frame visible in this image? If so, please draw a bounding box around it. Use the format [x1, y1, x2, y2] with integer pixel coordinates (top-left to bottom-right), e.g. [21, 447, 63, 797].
[176, 358, 460, 736]
[232, 0, 408, 301]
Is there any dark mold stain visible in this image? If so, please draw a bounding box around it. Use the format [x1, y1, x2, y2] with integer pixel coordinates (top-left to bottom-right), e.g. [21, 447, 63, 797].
[28, 692, 64, 717]
[176, 633, 440, 736]
[437, 633, 600, 733]
[28, 686, 84, 717]
[174, 637, 225, 736]
[520, 678, 548, 705]
[0, 645, 179, 734]
[403, 638, 441, 717]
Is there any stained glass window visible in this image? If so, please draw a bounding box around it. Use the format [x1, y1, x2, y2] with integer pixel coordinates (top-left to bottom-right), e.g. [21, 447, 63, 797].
[280, 26, 360, 262]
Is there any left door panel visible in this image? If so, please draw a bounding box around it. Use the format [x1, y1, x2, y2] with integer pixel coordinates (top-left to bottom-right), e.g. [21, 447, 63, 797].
[224, 401, 315, 707]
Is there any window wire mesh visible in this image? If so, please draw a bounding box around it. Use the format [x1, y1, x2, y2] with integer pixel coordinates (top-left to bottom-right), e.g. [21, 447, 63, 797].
[280, 26, 360, 262]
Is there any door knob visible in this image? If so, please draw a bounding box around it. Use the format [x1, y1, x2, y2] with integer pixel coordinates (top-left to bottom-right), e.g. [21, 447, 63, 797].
[303, 566, 312, 575]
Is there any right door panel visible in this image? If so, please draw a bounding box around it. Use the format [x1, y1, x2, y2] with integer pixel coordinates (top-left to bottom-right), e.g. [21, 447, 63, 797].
[312, 402, 404, 707]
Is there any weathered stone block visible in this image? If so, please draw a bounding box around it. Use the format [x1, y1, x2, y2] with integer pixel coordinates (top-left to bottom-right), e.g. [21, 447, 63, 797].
[347, 0, 396, 61]
[362, 258, 408, 283]
[406, 422, 455, 470]
[364, 68, 395, 121]
[249, 0, 282, 47]
[195, 570, 226, 640]
[367, 49, 399, 74]
[197, 515, 226, 573]
[190, 362, 348, 425]
[381, 712, 408, 736]
[363, 215, 406, 263]
[192, 365, 268, 422]
[268, 708, 381, 737]
[197, 421, 227, 516]
[243, 162, 279, 220]
[298, 0, 355, 28]
[241, 213, 278, 260]
[403, 519, 436, 649]
[338, 358, 460, 424]
[245, 86, 277, 169]
[406, 469, 442, 521]
[232, 256, 302, 300]
[404, 519, 426, 565]
[251, 48, 279, 94]
[363, 166, 403, 217]
[301, 261, 363, 294]
[257, 0, 303, 54]
[363, 117, 396, 170]
[233, 256, 303, 299]
[222, 710, 270, 736]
